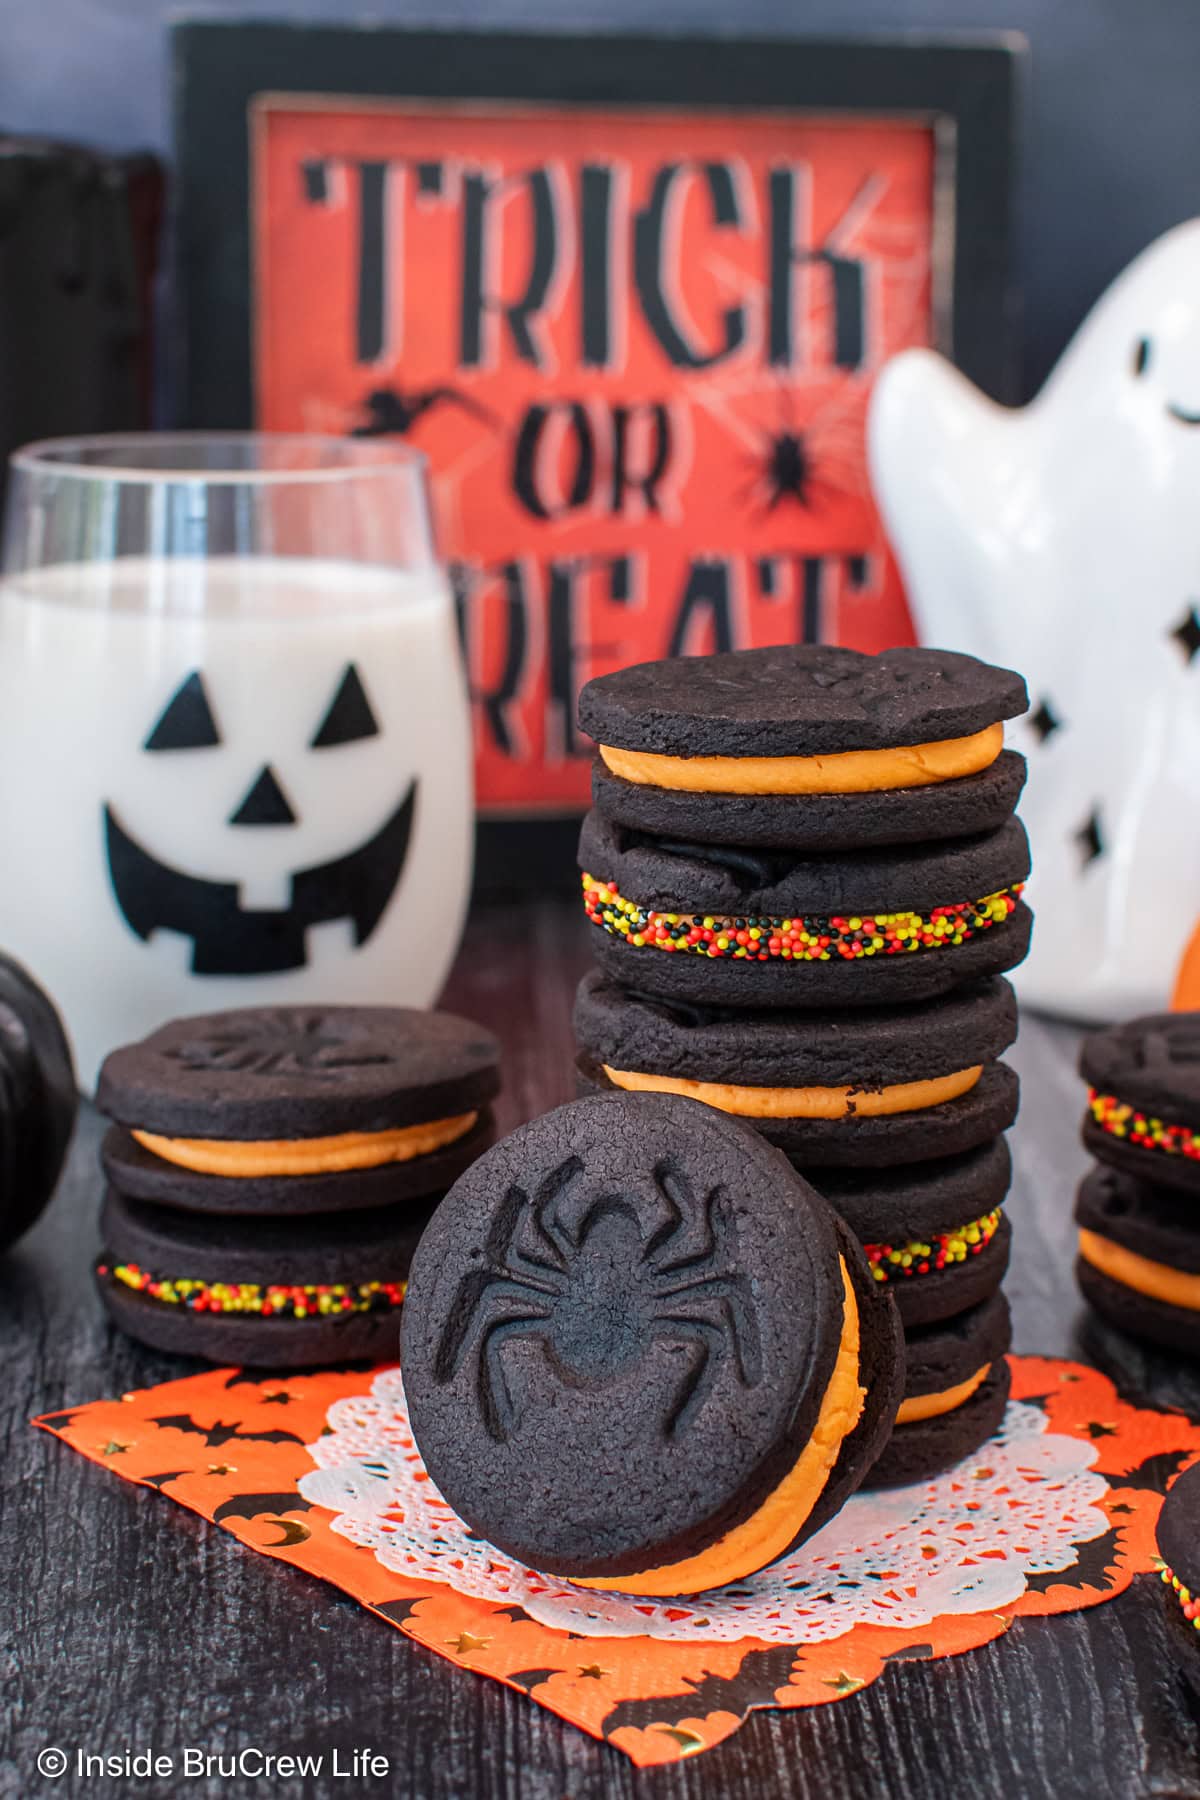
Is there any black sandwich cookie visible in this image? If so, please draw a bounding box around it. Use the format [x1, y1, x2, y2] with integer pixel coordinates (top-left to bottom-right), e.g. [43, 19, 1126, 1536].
[580, 810, 1031, 1009]
[814, 1143, 1012, 1329]
[1075, 1163, 1200, 1356]
[580, 643, 1028, 848]
[96, 1186, 434, 1367]
[574, 971, 1019, 1167]
[100, 1113, 496, 1218]
[401, 1092, 903, 1595]
[1081, 1012, 1200, 1198]
[591, 750, 1029, 854]
[97, 1005, 501, 1215]
[1156, 1458, 1200, 1697]
[870, 1294, 1013, 1488]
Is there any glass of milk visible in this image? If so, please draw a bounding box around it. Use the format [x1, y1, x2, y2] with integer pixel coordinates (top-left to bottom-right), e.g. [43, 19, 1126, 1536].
[0, 434, 473, 1084]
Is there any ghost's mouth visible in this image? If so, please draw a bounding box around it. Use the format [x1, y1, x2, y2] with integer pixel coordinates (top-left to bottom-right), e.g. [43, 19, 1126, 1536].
[103, 783, 417, 976]
[1167, 402, 1200, 427]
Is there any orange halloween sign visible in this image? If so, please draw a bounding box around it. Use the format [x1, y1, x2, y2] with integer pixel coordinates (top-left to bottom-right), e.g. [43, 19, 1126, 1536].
[252, 99, 938, 814]
[35, 1356, 1200, 1765]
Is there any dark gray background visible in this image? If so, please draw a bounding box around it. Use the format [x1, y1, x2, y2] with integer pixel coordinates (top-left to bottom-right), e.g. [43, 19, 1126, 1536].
[1, 0, 1197, 396]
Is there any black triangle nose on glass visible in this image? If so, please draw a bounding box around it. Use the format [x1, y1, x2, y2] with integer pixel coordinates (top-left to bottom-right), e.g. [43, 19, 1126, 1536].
[228, 765, 298, 827]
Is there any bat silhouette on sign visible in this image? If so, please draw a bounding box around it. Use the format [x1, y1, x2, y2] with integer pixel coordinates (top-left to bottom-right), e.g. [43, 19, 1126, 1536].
[149, 1414, 307, 1449]
[351, 384, 498, 437]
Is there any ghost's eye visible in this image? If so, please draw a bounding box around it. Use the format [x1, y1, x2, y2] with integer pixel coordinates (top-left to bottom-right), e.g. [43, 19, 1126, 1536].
[310, 662, 380, 748]
[1029, 697, 1061, 742]
[1075, 807, 1104, 868]
[144, 671, 221, 751]
[1133, 336, 1151, 377]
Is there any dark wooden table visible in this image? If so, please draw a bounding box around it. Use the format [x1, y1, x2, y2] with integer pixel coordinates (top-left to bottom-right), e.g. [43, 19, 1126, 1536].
[5, 899, 1200, 1800]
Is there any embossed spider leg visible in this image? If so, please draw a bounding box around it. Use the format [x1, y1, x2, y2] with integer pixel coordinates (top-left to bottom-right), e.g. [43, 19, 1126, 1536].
[545, 1154, 678, 1269]
[651, 1188, 766, 1382]
[432, 1265, 561, 1373]
[643, 1175, 764, 1401]
[644, 1166, 725, 1273]
[651, 1189, 765, 1385]
[513, 1155, 587, 1276]
[648, 1312, 740, 1438]
[475, 1308, 557, 1443]
[654, 1284, 764, 1391]
[647, 1166, 770, 1281]
[433, 1276, 559, 1442]
[432, 1184, 565, 1386]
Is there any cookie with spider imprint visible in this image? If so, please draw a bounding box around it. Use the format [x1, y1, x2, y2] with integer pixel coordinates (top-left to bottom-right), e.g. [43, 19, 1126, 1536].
[1075, 1162, 1200, 1357]
[579, 643, 1028, 849]
[1080, 1011, 1200, 1198]
[868, 1293, 1013, 1488]
[96, 1185, 437, 1367]
[573, 971, 1020, 1166]
[400, 1091, 904, 1595]
[1156, 1457, 1200, 1697]
[578, 810, 1032, 1009]
[97, 1004, 500, 1214]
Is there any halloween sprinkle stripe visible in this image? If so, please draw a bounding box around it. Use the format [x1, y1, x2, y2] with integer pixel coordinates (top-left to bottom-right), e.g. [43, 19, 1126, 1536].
[1160, 1561, 1200, 1630]
[1088, 1089, 1200, 1162]
[864, 1208, 1003, 1283]
[98, 1262, 407, 1318]
[581, 874, 1023, 963]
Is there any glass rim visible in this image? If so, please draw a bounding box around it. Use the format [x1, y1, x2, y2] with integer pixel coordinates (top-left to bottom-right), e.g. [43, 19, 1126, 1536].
[8, 431, 430, 487]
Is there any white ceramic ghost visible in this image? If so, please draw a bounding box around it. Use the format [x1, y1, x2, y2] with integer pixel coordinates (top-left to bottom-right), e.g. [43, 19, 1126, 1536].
[868, 219, 1200, 1023]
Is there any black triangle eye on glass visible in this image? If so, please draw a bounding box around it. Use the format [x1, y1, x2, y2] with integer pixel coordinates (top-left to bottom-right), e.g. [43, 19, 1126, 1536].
[141, 663, 382, 829]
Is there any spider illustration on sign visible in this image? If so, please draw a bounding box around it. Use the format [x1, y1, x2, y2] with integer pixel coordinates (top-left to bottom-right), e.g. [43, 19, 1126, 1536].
[351, 385, 499, 438]
[758, 429, 817, 510]
[432, 1158, 763, 1443]
[711, 381, 867, 517]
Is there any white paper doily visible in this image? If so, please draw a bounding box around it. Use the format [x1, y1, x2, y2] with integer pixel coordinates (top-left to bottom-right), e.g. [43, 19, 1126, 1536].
[298, 1366, 1109, 1643]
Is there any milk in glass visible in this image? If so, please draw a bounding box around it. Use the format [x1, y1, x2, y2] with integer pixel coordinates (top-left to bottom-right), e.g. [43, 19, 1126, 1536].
[0, 555, 472, 1082]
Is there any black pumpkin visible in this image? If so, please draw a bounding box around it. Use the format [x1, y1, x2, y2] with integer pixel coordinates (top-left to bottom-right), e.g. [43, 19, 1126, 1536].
[0, 953, 77, 1253]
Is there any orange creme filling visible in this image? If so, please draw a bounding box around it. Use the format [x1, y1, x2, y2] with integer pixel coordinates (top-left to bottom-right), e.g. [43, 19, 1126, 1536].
[131, 1111, 478, 1178]
[599, 722, 1003, 796]
[572, 1257, 864, 1597]
[601, 1064, 982, 1121]
[1078, 1227, 1200, 1312]
[895, 1363, 991, 1426]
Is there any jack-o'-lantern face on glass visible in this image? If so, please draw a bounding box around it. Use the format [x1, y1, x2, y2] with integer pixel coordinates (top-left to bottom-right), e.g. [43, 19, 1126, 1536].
[105, 663, 416, 975]
[0, 436, 473, 1089]
[0, 587, 472, 1085]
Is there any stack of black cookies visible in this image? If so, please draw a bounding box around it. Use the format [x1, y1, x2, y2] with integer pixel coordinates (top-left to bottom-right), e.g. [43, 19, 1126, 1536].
[94, 1004, 501, 1368]
[572, 644, 1033, 1484]
[1074, 1011, 1200, 1357]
